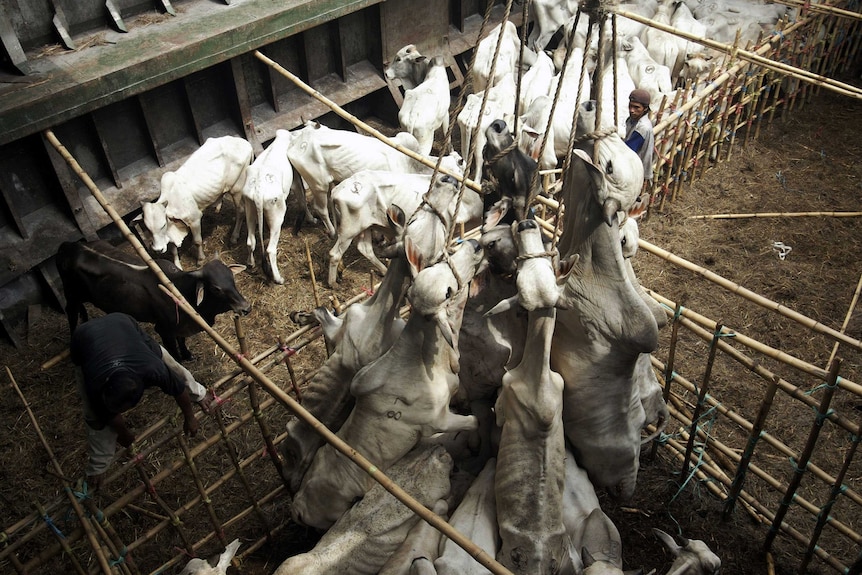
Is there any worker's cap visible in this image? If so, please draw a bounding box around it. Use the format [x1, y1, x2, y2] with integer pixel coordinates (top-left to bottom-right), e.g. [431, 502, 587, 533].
[629, 89, 652, 108]
[102, 373, 144, 414]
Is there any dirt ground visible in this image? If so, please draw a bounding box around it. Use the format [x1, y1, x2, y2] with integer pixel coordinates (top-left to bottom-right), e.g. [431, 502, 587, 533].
[1, 82, 861, 574]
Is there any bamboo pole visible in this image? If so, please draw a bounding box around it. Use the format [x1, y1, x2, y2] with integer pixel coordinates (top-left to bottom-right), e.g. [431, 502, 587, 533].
[764, 358, 843, 552]
[668, 400, 862, 547]
[639, 239, 862, 354]
[649, 300, 683, 461]
[648, 351, 862, 509]
[799, 417, 862, 572]
[722, 373, 780, 520]
[688, 211, 862, 219]
[32, 501, 88, 575]
[175, 434, 228, 546]
[774, 0, 862, 21]
[208, 380, 275, 539]
[7, 367, 115, 575]
[646, 292, 861, 434]
[659, 428, 848, 572]
[277, 335, 302, 401]
[616, 8, 862, 100]
[680, 323, 723, 480]
[81, 497, 141, 575]
[236, 315, 289, 488]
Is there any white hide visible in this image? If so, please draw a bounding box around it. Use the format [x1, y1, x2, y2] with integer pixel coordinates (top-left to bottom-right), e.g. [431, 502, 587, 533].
[654, 529, 722, 575]
[395, 174, 476, 277]
[548, 46, 592, 158]
[292, 241, 484, 530]
[241, 129, 304, 284]
[458, 72, 517, 183]
[435, 458, 499, 575]
[140, 135, 252, 268]
[179, 538, 240, 575]
[581, 509, 625, 574]
[471, 21, 533, 94]
[494, 221, 568, 575]
[280, 256, 411, 494]
[285, 121, 424, 238]
[620, 36, 674, 109]
[641, 0, 687, 80]
[526, 0, 578, 50]
[327, 164, 479, 287]
[518, 95, 557, 172]
[274, 445, 453, 575]
[378, 499, 449, 575]
[399, 56, 451, 156]
[598, 56, 637, 137]
[551, 102, 658, 500]
[518, 49, 555, 116]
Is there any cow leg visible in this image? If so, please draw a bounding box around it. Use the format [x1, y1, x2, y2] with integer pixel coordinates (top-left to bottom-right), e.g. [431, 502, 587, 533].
[327, 232, 354, 287]
[431, 412, 479, 434]
[245, 200, 258, 269]
[178, 337, 193, 362]
[355, 232, 389, 276]
[157, 328, 187, 362]
[168, 243, 181, 270]
[188, 220, 206, 267]
[229, 199, 245, 245]
[265, 198, 286, 285]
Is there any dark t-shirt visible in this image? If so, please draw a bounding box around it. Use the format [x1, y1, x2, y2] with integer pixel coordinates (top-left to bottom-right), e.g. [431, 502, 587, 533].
[71, 313, 185, 426]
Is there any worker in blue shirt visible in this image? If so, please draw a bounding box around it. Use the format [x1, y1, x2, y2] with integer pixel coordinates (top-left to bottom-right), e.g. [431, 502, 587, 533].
[624, 88, 655, 187]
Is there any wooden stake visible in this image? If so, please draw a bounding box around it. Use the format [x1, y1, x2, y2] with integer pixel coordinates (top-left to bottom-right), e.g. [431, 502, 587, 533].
[305, 238, 320, 308]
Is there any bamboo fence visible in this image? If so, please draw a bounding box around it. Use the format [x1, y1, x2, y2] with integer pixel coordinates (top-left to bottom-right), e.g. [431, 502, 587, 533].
[2, 0, 862, 573]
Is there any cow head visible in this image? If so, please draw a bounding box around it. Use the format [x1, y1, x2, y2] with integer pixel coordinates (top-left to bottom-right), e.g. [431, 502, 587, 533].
[654, 529, 721, 575]
[140, 198, 171, 254]
[406, 238, 486, 350]
[384, 44, 426, 89]
[189, 260, 251, 317]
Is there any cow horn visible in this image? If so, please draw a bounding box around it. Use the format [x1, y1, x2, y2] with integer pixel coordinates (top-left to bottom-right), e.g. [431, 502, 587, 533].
[602, 198, 621, 226]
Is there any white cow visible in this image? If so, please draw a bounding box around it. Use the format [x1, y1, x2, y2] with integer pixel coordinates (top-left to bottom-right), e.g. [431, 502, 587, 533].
[597, 54, 637, 136]
[669, 2, 710, 83]
[385, 44, 431, 90]
[285, 121, 424, 238]
[457, 71, 517, 183]
[548, 46, 592, 158]
[654, 529, 722, 575]
[640, 0, 687, 80]
[291, 240, 485, 530]
[517, 49, 555, 116]
[378, 499, 448, 575]
[434, 458, 499, 575]
[241, 129, 307, 284]
[493, 218, 569, 574]
[327, 162, 481, 287]
[471, 21, 534, 94]
[399, 55, 451, 156]
[179, 539, 240, 575]
[280, 255, 411, 493]
[519, 95, 557, 172]
[526, 0, 579, 50]
[140, 135, 252, 268]
[551, 101, 658, 500]
[620, 36, 674, 108]
[274, 445, 453, 575]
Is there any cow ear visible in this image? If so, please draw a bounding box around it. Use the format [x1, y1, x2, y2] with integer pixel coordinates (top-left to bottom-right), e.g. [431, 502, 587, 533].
[404, 236, 425, 275]
[196, 281, 205, 306]
[228, 264, 246, 276]
[653, 529, 683, 557]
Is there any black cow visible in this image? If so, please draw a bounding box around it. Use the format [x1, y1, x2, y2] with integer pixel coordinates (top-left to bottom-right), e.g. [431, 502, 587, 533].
[482, 118, 538, 227]
[56, 240, 251, 361]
